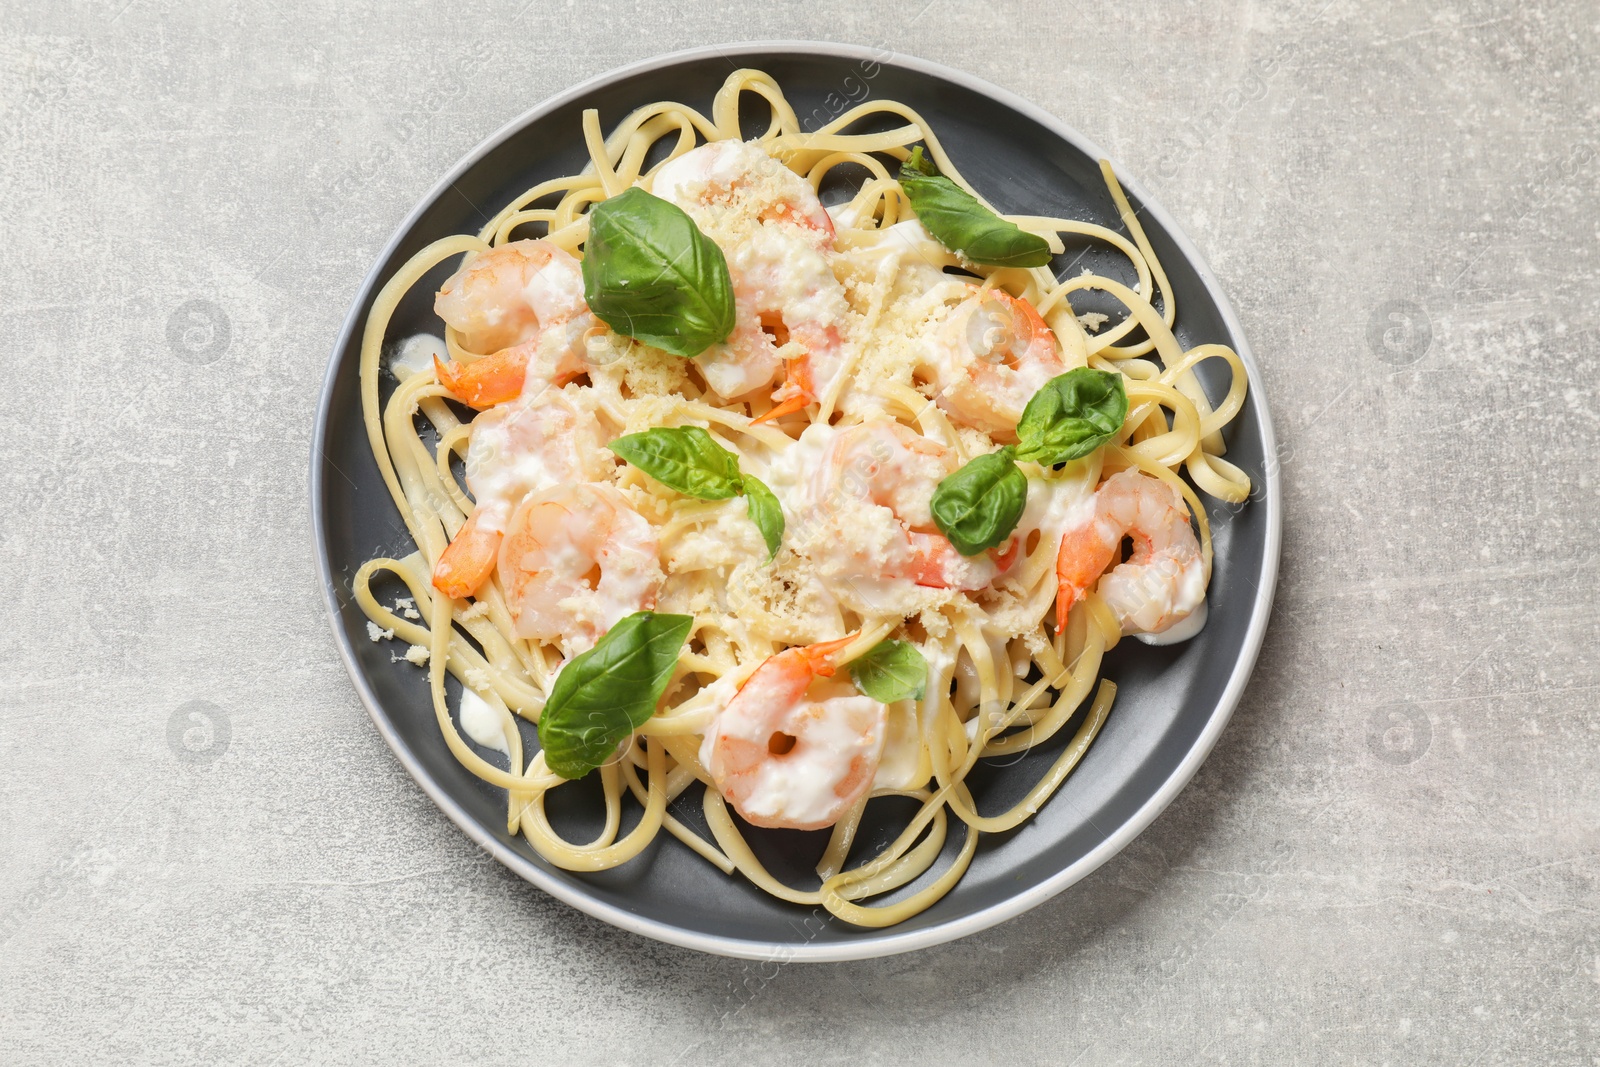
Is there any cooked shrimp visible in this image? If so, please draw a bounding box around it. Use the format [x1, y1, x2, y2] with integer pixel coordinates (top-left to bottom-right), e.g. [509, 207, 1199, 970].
[498, 483, 663, 657]
[759, 318, 847, 424]
[651, 139, 835, 238]
[431, 390, 607, 600]
[432, 240, 594, 405]
[922, 287, 1067, 440]
[431, 345, 532, 410]
[1055, 469, 1204, 634]
[435, 239, 590, 352]
[703, 636, 886, 831]
[783, 422, 1010, 609]
[651, 140, 849, 407]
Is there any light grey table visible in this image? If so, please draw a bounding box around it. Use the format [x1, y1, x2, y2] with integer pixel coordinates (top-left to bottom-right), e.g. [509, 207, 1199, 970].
[3, 2, 1596, 1063]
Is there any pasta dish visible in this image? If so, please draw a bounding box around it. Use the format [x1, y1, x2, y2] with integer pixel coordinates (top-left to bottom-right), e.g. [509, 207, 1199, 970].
[352, 69, 1251, 928]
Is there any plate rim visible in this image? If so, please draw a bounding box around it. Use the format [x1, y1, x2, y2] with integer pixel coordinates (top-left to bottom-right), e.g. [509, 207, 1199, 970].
[310, 39, 1283, 962]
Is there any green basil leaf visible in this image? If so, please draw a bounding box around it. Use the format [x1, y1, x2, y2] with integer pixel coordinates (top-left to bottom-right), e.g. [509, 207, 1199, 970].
[609, 426, 744, 499]
[1013, 368, 1129, 466]
[848, 640, 927, 703]
[581, 187, 735, 357]
[537, 611, 693, 779]
[930, 447, 1028, 556]
[611, 429, 785, 560]
[896, 147, 1052, 269]
[740, 474, 784, 558]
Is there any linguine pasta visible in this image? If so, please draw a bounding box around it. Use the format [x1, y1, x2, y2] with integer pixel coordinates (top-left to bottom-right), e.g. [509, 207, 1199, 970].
[350, 69, 1251, 927]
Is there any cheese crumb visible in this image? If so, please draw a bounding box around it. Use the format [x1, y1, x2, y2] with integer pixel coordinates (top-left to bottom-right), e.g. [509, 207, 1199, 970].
[366, 620, 393, 642]
[1076, 312, 1109, 333]
[620, 342, 694, 397]
[393, 596, 420, 620]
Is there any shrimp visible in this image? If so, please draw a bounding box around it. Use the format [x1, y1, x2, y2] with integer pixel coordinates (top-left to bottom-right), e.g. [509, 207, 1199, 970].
[703, 636, 886, 831]
[783, 422, 1011, 610]
[432, 240, 595, 406]
[922, 287, 1067, 440]
[651, 140, 850, 408]
[1054, 469, 1205, 634]
[431, 390, 608, 600]
[498, 483, 663, 657]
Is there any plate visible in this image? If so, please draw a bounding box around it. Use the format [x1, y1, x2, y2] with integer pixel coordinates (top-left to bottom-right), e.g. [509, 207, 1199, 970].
[312, 42, 1281, 961]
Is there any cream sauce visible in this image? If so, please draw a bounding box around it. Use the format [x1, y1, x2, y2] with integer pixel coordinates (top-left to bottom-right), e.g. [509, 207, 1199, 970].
[458, 687, 509, 755]
[390, 333, 446, 381]
[462, 390, 605, 534]
[1131, 597, 1208, 645]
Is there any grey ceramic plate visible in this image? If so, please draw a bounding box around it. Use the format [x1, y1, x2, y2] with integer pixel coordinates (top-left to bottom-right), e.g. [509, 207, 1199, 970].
[313, 42, 1280, 961]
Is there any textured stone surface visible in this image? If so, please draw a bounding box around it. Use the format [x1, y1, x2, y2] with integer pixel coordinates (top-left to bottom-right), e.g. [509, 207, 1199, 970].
[2, 2, 1597, 1063]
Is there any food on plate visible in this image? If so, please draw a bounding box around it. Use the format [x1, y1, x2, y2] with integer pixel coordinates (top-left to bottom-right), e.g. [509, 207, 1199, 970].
[351, 69, 1251, 927]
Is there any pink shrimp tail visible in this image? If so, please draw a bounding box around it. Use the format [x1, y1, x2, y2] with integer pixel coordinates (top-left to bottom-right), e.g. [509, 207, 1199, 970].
[799, 634, 857, 677]
[753, 355, 817, 425]
[434, 349, 529, 409]
[433, 512, 503, 600]
[1055, 523, 1114, 632]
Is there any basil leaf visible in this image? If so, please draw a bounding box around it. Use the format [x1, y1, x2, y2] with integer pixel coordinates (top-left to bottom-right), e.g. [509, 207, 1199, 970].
[930, 447, 1028, 556]
[741, 474, 784, 558]
[610, 429, 786, 558]
[1013, 368, 1129, 466]
[609, 426, 744, 499]
[537, 611, 693, 779]
[581, 187, 735, 357]
[848, 640, 927, 703]
[897, 147, 1052, 268]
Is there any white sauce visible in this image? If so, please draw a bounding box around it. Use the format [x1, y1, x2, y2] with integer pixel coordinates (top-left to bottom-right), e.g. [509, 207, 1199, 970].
[500, 486, 661, 657]
[1021, 471, 1095, 543]
[760, 421, 831, 498]
[834, 218, 952, 273]
[462, 392, 603, 533]
[873, 698, 925, 790]
[762, 423, 925, 612]
[652, 140, 801, 217]
[390, 333, 446, 381]
[521, 254, 586, 325]
[458, 687, 509, 755]
[1132, 598, 1208, 646]
[734, 227, 845, 327]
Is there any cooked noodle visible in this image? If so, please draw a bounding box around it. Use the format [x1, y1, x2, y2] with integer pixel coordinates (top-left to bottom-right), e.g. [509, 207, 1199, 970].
[351, 69, 1250, 927]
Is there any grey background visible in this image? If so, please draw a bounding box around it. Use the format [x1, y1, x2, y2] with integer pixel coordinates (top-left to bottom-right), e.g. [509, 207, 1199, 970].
[2, 1, 1596, 1064]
